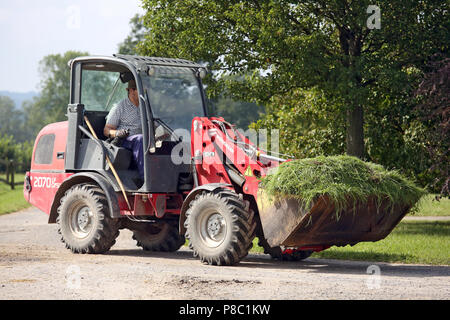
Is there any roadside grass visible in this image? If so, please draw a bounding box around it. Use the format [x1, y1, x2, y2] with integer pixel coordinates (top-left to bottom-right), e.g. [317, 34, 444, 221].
[0, 173, 30, 216]
[413, 194, 450, 216]
[251, 220, 450, 265]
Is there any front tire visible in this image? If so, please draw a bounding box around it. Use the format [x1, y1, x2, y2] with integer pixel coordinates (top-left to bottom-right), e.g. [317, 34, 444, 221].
[184, 189, 256, 266]
[57, 183, 120, 254]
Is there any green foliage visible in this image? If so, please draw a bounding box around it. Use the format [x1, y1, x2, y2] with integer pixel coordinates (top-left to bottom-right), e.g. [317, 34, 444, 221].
[260, 155, 426, 217]
[14, 140, 33, 169]
[251, 88, 346, 158]
[0, 134, 16, 162]
[118, 14, 266, 129]
[0, 96, 21, 135]
[118, 14, 147, 55]
[254, 81, 444, 193]
[212, 96, 265, 130]
[0, 51, 84, 171]
[0, 134, 32, 171]
[139, 0, 448, 104]
[412, 56, 450, 196]
[138, 0, 449, 192]
[0, 51, 84, 173]
[367, 117, 433, 186]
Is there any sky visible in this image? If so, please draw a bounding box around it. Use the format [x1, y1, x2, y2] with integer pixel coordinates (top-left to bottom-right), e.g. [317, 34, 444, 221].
[0, 0, 145, 93]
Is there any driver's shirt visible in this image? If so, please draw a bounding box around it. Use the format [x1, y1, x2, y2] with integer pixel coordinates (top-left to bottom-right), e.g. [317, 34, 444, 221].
[106, 98, 142, 136]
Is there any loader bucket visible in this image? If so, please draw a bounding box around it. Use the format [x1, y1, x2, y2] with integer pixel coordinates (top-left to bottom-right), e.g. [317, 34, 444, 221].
[257, 189, 411, 248]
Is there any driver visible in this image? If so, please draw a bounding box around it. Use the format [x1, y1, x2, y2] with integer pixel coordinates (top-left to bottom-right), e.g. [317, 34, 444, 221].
[104, 79, 144, 179]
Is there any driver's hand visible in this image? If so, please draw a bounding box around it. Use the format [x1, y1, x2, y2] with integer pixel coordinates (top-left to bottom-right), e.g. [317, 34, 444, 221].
[116, 129, 130, 138]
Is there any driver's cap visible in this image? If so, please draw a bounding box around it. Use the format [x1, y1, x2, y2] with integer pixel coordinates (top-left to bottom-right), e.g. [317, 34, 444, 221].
[127, 79, 137, 89]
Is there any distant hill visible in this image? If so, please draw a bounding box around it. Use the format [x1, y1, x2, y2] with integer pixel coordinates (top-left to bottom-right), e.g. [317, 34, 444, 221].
[0, 91, 39, 109]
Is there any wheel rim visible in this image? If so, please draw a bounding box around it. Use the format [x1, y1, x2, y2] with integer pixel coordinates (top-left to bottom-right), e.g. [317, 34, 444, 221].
[198, 209, 227, 248]
[69, 205, 94, 239]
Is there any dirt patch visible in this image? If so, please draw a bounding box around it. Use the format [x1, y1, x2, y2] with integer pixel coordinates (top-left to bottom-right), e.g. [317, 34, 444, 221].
[176, 276, 262, 286]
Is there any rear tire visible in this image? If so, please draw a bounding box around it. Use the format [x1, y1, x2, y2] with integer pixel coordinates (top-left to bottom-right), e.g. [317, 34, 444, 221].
[132, 221, 185, 252]
[184, 189, 256, 266]
[57, 183, 120, 254]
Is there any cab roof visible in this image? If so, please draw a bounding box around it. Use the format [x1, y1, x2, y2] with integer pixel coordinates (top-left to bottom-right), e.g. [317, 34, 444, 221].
[69, 54, 204, 72]
[113, 54, 204, 69]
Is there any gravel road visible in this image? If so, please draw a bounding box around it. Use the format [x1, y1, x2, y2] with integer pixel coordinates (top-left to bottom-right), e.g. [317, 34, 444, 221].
[0, 207, 448, 300]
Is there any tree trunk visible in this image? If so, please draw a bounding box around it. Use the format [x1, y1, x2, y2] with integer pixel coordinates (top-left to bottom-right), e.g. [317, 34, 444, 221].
[346, 105, 364, 159]
[338, 27, 365, 159]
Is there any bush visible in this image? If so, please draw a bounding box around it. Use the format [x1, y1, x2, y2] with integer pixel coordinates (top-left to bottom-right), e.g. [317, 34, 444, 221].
[0, 134, 32, 172]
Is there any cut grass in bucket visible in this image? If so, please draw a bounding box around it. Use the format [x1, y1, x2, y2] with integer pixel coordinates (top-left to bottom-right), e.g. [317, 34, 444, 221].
[260, 155, 426, 219]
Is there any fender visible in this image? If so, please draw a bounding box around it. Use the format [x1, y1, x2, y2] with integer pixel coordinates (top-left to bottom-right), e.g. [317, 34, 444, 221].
[178, 183, 232, 235]
[48, 172, 121, 223]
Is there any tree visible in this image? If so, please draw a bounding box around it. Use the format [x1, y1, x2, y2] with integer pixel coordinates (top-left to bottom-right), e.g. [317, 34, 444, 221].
[23, 51, 88, 138]
[212, 96, 264, 130]
[0, 134, 32, 171]
[139, 0, 449, 159]
[118, 13, 266, 128]
[0, 96, 22, 140]
[414, 55, 450, 196]
[118, 14, 147, 55]
[252, 88, 346, 158]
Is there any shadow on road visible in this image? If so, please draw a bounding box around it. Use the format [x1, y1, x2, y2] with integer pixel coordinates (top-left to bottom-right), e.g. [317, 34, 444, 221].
[106, 248, 198, 262]
[105, 247, 449, 279]
[242, 255, 450, 278]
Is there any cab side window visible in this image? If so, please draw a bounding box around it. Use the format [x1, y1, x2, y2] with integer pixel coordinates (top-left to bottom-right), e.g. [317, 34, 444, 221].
[81, 69, 127, 112]
[34, 134, 55, 165]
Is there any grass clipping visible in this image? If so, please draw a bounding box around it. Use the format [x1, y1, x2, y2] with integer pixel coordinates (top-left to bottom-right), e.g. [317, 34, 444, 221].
[260, 155, 426, 217]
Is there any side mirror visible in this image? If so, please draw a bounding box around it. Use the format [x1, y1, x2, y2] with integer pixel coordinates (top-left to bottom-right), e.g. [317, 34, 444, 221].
[198, 68, 207, 79]
[195, 67, 207, 79]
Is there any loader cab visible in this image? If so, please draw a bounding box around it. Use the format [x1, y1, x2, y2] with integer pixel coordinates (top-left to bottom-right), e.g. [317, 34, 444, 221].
[66, 55, 208, 193]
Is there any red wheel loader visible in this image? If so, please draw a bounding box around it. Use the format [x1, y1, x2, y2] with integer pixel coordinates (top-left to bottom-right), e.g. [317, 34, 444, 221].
[23, 55, 412, 265]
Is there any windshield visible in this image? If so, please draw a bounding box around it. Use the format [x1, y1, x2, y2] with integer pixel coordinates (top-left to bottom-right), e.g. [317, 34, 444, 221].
[142, 66, 205, 132]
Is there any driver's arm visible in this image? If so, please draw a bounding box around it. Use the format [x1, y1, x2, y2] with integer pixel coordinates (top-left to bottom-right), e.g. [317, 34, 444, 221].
[104, 124, 118, 139]
[104, 104, 121, 138]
